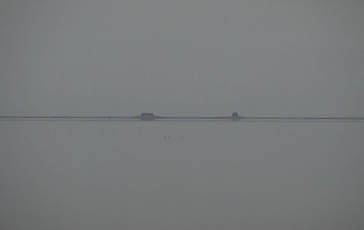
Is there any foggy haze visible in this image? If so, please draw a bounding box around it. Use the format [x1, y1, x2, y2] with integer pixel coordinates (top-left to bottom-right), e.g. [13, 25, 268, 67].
[1, 1, 364, 229]
[1, 0, 363, 116]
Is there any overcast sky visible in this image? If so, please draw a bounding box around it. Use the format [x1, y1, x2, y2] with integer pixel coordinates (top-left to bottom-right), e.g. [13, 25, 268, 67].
[1, 0, 363, 116]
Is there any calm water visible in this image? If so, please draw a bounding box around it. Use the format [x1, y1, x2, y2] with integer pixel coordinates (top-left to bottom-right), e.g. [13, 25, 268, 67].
[1, 121, 364, 230]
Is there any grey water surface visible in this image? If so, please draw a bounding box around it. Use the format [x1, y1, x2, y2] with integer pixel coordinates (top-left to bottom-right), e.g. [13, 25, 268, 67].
[1, 121, 363, 230]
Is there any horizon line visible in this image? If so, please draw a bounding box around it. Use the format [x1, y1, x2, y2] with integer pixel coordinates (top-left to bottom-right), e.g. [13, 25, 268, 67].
[1, 114, 364, 122]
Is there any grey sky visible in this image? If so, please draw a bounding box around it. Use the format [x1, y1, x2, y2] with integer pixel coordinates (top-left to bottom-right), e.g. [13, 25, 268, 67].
[1, 0, 363, 116]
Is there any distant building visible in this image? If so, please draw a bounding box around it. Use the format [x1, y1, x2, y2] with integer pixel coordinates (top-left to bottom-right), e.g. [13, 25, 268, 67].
[140, 113, 155, 117]
[140, 113, 157, 120]
[231, 112, 240, 120]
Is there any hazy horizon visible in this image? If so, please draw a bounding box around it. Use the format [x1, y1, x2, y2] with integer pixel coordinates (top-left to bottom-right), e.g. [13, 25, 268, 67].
[1, 1, 364, 229]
